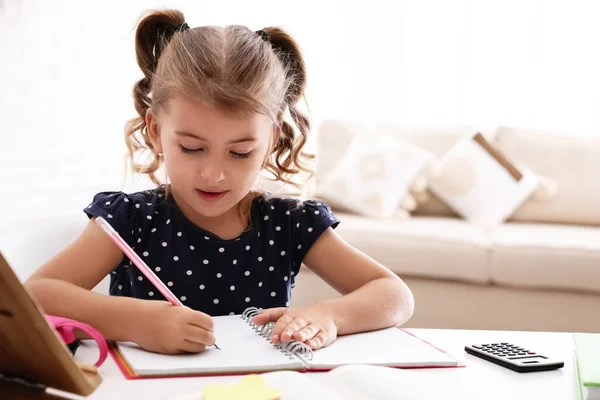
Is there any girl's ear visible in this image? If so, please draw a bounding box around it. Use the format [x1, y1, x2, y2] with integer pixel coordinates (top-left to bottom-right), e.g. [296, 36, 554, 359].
[146, 108, 164, 154]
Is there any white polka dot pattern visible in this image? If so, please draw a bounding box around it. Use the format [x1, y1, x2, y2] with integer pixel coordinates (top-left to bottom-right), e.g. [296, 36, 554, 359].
[85, 188, 339, 315]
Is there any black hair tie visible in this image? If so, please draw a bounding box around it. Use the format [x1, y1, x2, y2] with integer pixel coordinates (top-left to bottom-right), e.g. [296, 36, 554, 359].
[256, 29, 270, 42]
[180, 22, 190, 31]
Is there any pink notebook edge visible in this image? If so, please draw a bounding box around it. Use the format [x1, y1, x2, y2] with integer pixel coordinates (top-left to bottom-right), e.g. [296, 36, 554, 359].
[398, 328, 466, 368]
[306, 328, 465, 372]
[109, 328, 465, 380]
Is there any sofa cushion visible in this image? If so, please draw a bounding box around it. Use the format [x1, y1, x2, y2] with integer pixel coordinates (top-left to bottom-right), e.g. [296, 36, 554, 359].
[318, 131, 434, 218]
[494, 126, 600, 226]
[333, 213, 491, 283]
[490, 222, 600, 293]
[428, 132, 540, 226]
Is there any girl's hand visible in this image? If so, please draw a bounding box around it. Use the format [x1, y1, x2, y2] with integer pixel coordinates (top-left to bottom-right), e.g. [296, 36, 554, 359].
[252, 305, 338, 350]
[130, 300, 216, 354]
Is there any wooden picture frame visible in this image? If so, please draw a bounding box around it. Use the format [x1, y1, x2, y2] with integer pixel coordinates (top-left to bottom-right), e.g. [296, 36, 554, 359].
[0, 251, 101, 399]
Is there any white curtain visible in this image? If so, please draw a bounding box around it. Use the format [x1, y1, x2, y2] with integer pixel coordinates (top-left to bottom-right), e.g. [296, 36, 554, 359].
[1, 0, 599, 225]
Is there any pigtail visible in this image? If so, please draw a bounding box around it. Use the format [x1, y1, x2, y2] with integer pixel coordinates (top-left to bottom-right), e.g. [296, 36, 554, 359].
[125, 9, 187, 185]
[260, 27, 314, 188]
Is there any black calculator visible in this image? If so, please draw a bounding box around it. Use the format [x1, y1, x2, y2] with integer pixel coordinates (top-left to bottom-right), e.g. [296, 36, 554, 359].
[464, 343, 564, 372]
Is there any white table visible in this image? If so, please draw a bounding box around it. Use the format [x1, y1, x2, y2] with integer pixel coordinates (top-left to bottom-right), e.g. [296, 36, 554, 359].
[73, 328, 579, 400]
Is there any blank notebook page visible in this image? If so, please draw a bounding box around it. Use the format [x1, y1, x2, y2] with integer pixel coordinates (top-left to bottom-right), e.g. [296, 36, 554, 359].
[307, 328, 458, 369]
[117, 315, 304, 376]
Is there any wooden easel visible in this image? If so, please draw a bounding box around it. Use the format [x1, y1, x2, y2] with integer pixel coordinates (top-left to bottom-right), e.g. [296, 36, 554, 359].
[0, 252, 102, 399]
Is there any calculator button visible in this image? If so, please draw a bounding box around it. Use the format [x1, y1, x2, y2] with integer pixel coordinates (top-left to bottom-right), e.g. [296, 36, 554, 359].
[508, 353, 517, 356]
[501, 342, 508, 344]
[473, 346, 483, 349]
[518, 352, 526, 355]
[498, 354, 506, 357]
[528, 352, 536, 355]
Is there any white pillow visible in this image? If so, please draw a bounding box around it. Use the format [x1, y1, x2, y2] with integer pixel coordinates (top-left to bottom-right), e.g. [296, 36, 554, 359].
[428, 132, 539, 226]
[317, 131, 434, 218]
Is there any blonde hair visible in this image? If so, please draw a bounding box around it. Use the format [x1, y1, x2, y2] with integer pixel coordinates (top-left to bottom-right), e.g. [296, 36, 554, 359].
[125, 9, 313, 191]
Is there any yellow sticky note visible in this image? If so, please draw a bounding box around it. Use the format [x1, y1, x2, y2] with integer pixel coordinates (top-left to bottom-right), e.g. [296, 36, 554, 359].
[202, 375, 280, 400]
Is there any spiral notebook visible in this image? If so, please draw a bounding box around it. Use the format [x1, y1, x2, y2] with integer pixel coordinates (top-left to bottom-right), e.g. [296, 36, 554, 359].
[111, 307, 461, 379]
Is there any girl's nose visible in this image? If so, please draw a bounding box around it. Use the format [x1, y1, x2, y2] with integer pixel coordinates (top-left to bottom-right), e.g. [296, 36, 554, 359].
[200, 161, 225, 184]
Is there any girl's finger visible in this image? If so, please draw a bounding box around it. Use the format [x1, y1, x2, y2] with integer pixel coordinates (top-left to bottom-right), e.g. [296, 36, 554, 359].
[252, 308, 287, 326]
[293, 324, 319, 342]
[307, 331, 330, 350]
[270, 314, 294, 344]
[179, 339, 207, 354]
[280, 317, 308, 343]
[184, 325, 216, 346]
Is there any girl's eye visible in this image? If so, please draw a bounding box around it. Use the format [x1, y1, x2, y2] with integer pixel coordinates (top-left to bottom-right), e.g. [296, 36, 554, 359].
[180, 145, 203, 154]
[231, 151, 252, 159]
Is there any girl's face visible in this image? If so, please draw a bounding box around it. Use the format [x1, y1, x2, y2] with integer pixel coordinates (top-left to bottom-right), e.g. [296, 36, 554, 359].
[147, 98, 276, 221]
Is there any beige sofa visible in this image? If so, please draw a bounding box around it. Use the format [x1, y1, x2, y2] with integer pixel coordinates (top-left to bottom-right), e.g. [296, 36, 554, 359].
[291, 122, 600, 333]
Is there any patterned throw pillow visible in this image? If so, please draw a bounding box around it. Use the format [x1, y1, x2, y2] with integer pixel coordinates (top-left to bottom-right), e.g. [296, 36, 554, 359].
[317, 132, 434, 218]
[428, 132, 539, 226]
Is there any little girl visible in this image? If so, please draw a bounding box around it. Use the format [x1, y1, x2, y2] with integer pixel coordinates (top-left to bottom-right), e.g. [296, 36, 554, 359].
[25, 9, 414, 355]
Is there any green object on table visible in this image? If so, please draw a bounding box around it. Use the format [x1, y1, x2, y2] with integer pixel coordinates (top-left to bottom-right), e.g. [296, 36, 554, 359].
[574, 333, 600, 400]
[574, 333, 600, 387]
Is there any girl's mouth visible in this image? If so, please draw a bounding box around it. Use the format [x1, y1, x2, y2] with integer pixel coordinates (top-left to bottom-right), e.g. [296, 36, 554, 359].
[196, 189, 228, 202]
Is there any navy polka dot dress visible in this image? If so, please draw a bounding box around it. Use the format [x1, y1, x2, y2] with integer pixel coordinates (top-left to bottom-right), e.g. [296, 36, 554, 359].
[83, 186, 340, 316]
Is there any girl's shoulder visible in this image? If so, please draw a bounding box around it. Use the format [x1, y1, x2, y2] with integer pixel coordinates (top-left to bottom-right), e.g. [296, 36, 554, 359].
[83, 186, 168, 242]
[86, 186, 166, 206]
[256, 193, 335, 213]
[253, 194, 340, 267]
[255, 193, 340, 231]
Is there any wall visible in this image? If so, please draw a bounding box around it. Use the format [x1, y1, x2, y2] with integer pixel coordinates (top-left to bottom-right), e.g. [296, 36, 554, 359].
[1, 0, 599, 227]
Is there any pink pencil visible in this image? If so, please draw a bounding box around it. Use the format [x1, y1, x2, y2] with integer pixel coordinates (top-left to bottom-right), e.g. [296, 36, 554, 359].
[94, 216, 183, 306]
[95, 216, 220, 350]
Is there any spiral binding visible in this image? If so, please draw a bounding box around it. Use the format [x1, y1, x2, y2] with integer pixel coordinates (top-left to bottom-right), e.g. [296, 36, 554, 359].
[241, 307, 314, 363]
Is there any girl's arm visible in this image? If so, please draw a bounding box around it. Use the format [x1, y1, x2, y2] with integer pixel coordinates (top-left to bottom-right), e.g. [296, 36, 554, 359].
[253, 227, 414, 349]
[25, 221, 215, 354]
[25, 219, 135, 340]
[302, 228, 414, 334]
